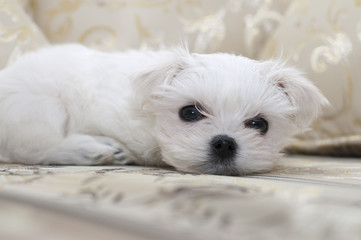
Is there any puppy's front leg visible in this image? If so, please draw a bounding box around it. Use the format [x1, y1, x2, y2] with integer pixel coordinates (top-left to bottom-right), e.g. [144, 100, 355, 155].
[42, 134, 136, 165]
[6, 133, 135, 165]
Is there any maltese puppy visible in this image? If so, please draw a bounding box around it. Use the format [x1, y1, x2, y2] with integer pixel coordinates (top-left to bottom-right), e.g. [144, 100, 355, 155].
[0, 44, 328, 175]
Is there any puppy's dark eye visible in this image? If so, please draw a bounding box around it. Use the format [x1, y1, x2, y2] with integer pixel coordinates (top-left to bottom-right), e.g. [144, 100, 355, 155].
[179, 105, 204, 122]
[245, 116, 269, 135]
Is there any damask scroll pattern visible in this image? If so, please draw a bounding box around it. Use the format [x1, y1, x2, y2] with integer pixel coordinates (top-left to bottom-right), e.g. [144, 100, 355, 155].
[2, 160, 361, 240]
[31, 0, 291, 56]
[310, 1, 352, 73]
[244, 0, 289, 58]
[309, 0, 354, 120]
[261, 0, 361, 156]
[0, 0, 48, 69]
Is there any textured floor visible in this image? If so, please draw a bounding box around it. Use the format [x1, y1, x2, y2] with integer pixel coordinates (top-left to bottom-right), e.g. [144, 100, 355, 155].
[1, 155, 361, 240]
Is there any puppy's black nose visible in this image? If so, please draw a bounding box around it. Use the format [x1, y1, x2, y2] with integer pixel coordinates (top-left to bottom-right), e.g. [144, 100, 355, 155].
[210, 135, 237, 160]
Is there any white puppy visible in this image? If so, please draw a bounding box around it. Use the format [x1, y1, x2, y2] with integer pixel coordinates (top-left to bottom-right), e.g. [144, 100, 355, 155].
[0, 44, 328, 175]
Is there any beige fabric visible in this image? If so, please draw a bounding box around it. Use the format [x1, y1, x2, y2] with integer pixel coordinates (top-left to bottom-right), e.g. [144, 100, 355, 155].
[1, 156, 361, 240]
[31, 0, 290, 57]
[0, 198, 147, 240]
[0, 0, 290, 69]
[260, 0, 361, 156]
[0, 0, 48, 69]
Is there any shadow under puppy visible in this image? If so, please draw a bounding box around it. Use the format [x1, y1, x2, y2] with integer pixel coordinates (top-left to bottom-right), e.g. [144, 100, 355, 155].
[0, 44, 328, 175]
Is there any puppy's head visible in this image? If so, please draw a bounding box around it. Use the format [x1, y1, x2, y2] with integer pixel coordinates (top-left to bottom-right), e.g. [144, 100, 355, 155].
[133, 48, 328, 175]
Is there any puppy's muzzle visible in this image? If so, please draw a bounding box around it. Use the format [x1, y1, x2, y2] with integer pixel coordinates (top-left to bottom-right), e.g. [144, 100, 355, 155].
[210, 135, 237, 161]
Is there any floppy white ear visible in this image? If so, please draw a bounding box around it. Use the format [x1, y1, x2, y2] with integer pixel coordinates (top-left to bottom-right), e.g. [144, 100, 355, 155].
[263, 61, 329, 130]
[132, 47, 192, 109]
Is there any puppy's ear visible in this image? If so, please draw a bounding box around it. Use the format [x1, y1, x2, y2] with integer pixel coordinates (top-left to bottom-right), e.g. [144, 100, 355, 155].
[132, 47, 192, 109]
[263, 61, 329, 130]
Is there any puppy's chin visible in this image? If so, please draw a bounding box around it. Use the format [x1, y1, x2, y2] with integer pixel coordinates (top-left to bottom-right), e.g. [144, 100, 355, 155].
[160, 150, 280, 176]
[183, 161, 241, 176]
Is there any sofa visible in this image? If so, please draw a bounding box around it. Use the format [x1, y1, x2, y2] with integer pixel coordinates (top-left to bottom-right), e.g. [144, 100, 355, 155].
[1, 1, 361, 239]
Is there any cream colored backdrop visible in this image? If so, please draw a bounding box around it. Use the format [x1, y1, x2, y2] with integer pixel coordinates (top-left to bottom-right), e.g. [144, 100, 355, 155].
[261, 0, 361, 156]
[1, 0, 360, 156]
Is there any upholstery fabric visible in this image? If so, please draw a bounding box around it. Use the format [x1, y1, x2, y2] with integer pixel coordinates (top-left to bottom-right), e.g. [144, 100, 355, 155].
[0, 0, 290, 65]
[260, 0, 361, 156]
[0, 0, 48, 69]
[31, 0, 290, 57]
[1, 156, 361, 240]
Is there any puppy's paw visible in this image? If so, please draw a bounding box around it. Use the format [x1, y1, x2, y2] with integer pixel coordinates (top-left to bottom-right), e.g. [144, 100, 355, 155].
[112, 151, 135, 165]
[92, 136, 123, 149]
[92, 136, 136, 165]
[79, 147, 119, 165]
[46, 134, 133, 165]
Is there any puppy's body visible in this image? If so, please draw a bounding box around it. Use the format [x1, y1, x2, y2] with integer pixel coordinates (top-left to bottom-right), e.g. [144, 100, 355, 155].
[0, 44, 327, 175]
[0, 45, 161, 166]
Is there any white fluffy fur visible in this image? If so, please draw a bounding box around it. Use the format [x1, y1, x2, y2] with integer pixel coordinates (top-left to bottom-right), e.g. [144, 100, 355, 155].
[0, 44, 328, 175]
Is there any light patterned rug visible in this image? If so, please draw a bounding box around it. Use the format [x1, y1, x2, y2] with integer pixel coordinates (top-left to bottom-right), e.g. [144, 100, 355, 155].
[1, 155, 361, 240]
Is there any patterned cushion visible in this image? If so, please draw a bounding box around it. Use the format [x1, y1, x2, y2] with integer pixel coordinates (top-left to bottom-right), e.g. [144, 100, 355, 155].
[1, 156, 361, 239]
[260, 0, 361, 156]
